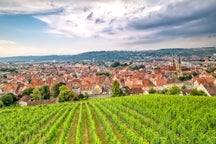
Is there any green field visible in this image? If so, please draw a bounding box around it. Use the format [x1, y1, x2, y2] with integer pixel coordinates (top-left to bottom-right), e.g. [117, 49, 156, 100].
[0, 95, 216, 144]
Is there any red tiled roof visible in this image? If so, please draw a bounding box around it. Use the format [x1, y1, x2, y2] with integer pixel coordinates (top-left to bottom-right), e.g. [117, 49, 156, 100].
[203, 84, 216, 96]
[19, 95, 31, 102]
[193, 78, 215, 85]
[165, 66, 176, 71]
[129, 87, 143, 94]
[2, 83, 19, 93]
[155, 79, 167, 86]
[142, 79, 155, 87]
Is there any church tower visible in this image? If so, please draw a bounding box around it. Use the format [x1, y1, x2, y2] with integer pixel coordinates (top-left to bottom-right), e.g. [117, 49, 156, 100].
[172, 57, 176, 67]
[176, 56, 183, 77]
[169, 57, 176, 79]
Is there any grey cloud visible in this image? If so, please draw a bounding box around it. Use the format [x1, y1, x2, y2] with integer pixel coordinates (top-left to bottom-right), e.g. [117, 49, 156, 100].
[83, 7, 90, 12]
[208, 35, 216, 38]
[128, 1, 216, 30]
[155, 14, 216, 37]
[0, 1, 21, 7]
[102, 28, 117, 35]
[109, 19, 115, 24]
[87, 12, 93, 20]
[126, 0, 216, 44]
[95, 18, 105, 24]
[2, 0, 215, 47]
[130, 16, 216, 45]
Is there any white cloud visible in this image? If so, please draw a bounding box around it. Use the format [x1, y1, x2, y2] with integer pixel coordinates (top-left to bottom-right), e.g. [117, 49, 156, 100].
[0, 40, 16, 45]
[3, 0, 213, 41]
[33, 0, 164, 41]
[0, 0, 71, 14]
[0, 0, 215, 55]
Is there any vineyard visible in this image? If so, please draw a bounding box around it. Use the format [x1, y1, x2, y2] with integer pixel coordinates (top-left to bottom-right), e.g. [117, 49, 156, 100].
[0, 95, 216, 144]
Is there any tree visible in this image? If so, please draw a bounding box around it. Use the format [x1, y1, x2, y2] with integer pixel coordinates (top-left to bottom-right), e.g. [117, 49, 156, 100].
[0, 100, 3, 107]
[84, 93, 89, 99]
[179, 75, 192, 81]
[190, 89, 207, 96]
[206, 67, 216, 73]
[78, 93, 84, 99]
[121, 63, 128, 67]
[167, 86, 181, 95]
[1, 93, 14, 106]
[58, 85, 74, 102]
[129, 64, 145, 70]
[77, 93, 90, 100]
[72, 73, 77, 78]
[96, 72, 111, 77]
[3, 74, 7, 79]
[149, 88, 156, 94]
[27, 78, 32, 84]
[181, 85, 186, 90]
[31, 88, 43, 100]
[22, 87, 34, 96]
[111, 80, 123, 97]
[122, 86, 130, 96]
[111, 62, 121, 67]
[192, 72, 198, 77]
[52, 83, 65, 97]
[154, 66, 161, 70]
[161, 88, 168, 94]
[40, 85, 51, 99]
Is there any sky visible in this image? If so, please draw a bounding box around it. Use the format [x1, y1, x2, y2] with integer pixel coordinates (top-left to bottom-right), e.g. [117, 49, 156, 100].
[0, 0, 216, 57]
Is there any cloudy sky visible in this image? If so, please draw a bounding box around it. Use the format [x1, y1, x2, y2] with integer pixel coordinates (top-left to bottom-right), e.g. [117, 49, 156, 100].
[0, 0, 216, 57]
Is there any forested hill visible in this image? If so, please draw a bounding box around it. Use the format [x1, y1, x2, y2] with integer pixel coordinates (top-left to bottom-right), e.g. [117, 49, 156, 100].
[0, 47, 215, 62]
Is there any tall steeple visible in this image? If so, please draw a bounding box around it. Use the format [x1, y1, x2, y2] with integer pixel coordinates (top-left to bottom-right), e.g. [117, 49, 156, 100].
[177, 56, 183, 77]
[178, 56, 181, 65]
[172, 57, 176, 67]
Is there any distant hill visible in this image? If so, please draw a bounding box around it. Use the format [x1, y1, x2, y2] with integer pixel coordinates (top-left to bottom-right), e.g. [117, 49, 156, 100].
[0, 47, 215, 62]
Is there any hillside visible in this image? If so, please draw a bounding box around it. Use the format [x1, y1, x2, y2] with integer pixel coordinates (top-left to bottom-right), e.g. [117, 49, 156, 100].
[0, 95, 215, 144]
[0, 47, 215, 62]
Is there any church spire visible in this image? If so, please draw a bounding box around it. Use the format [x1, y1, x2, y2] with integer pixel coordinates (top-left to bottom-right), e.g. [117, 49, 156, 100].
[178, 56, 181, 65]
[177, 56, 183, 77]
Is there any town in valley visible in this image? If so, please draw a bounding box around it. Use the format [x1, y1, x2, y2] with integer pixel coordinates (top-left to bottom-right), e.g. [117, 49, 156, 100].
[1, 51, 216, 106]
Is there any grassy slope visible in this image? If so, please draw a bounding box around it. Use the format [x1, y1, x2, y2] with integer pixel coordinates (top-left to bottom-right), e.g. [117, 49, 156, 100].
[0, 94, 215, 144]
